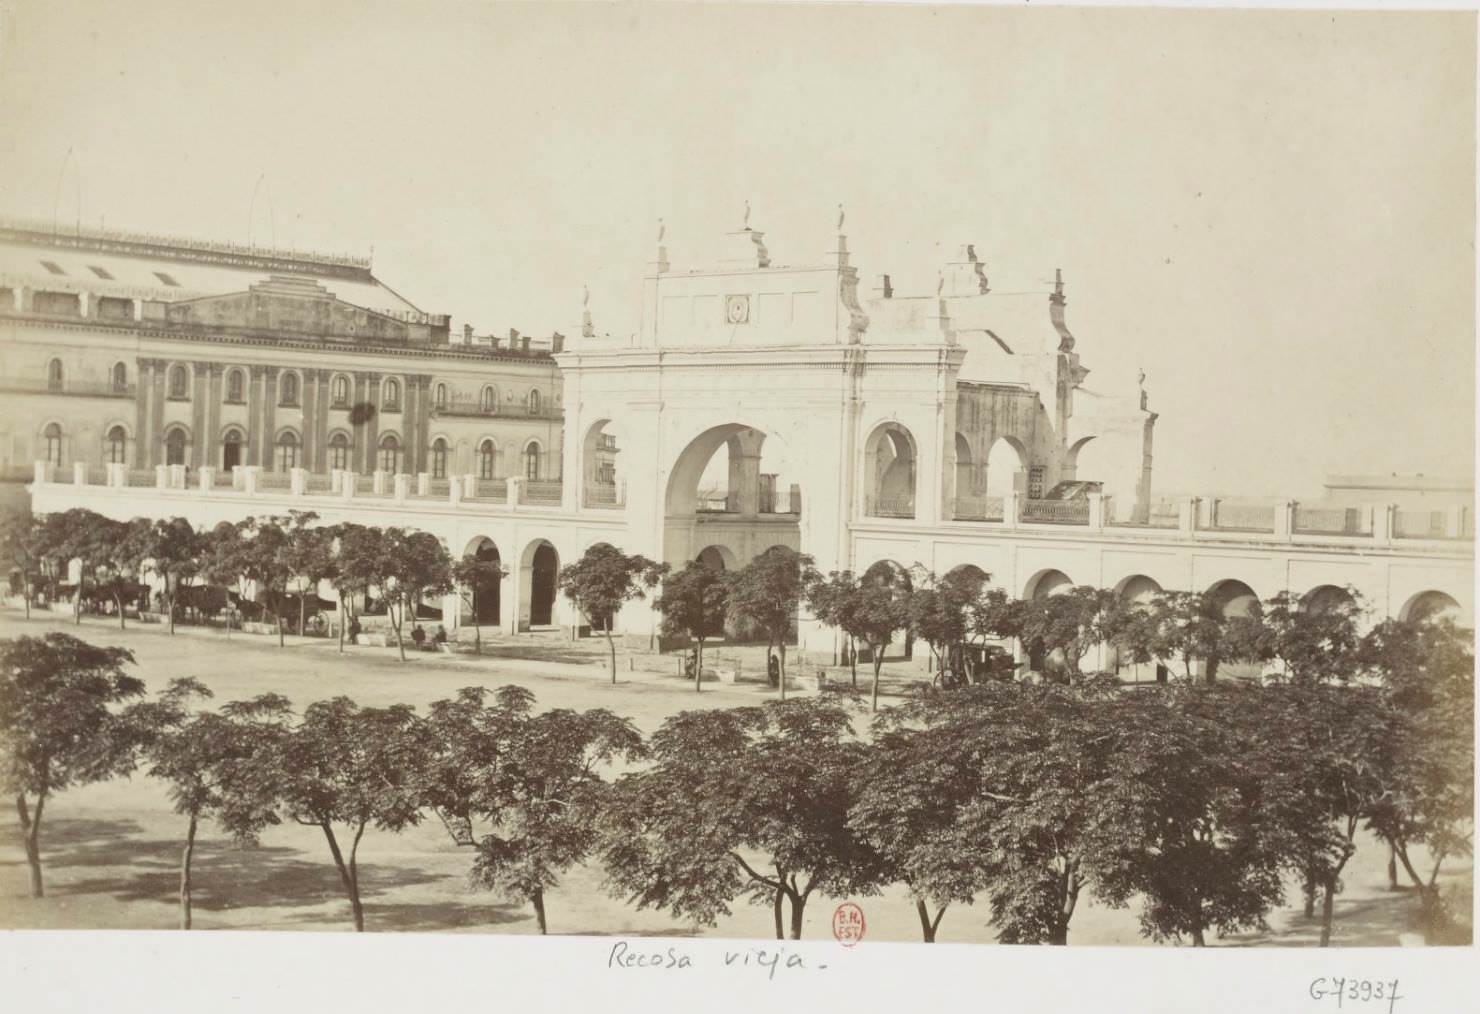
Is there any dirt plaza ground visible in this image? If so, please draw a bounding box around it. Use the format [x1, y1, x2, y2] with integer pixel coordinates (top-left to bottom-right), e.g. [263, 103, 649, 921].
[0, 609, 1469, 945]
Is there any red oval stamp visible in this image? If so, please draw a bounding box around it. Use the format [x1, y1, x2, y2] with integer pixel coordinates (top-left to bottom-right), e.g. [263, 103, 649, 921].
[831, 901, 865, 947]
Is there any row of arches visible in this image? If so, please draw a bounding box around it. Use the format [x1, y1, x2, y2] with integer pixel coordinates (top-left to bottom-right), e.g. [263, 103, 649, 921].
[43, 359, 130, 394]
[460, 536, 561, 629]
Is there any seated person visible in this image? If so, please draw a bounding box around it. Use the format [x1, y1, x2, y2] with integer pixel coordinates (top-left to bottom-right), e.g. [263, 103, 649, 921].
[410, 624, 426, 647]
[433, 624, 448, 645]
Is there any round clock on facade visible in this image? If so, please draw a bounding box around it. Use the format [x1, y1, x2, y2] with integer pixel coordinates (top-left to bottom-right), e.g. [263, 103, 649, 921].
[725, 294, 750, 324]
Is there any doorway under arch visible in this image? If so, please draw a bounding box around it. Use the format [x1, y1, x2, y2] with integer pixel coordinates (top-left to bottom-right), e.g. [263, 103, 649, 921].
[696, 545, 737, 572]
[863, 422, 917, 518]
[462, 537, 503, 626]
[520, 539, 560, 629]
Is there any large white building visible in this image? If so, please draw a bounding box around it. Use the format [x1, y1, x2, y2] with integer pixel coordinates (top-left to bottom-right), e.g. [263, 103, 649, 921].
[11, 214, 1474, 646]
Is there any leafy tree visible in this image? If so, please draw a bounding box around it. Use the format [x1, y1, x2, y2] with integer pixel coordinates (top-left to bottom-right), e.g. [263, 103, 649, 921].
[0, 508, 46, 618]
[230, 513, 319, 646]
[1238, 590, 1364, 685]
[423, 686, 645, 933]
[283, 521, 339, 639]
[372, 528, 452, 661]
[906, 567, 988, 680]
[805, 569, 861, 686]
[129, 680, 293, 928]
[725, 547, 813, 699]
[1361, 617, 1474, 938]
[45, 508, 131, 627]
[0, 633, 145, 897]
[849, 574, 913, 711]
[595, 698, 880, 939]
[262, 697, 429, 931]
[123, 516, 204, 634]
[328, 523, 384, 652]
[1144, 590, 1227, 681]
[849, 708, 996, 941]
[451, 554, 507, 652]
[557, 543, 665, 683]
[1016, 586, 1117, 680]
[654, 560, 730, 692]
[1092, 685, 1289, 945]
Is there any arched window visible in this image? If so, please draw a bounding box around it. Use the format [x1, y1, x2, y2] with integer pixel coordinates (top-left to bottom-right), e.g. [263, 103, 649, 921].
[111, 362, 128, 392]
[479, 439, 496, 480]
[329, 432, 350, 472]
[42, 423, 62, 465]
[276, 430, 299, 471]
[524, 441, 541, 481]
[331, 374, 350, 407]
[106, 425, 127, 464]
[46, 359, 63, 392]
[165, 427, 187, 466]
[481, 386, 497, 413]
[431, 438, 448, 479]
[279, 372, 300, 407]
[434, 383, 447, 410]
[378, 433, 401, 474]
[226, 369, 245, 403]
[383, 378, 400, 411]
[528, 389, 541, 415]
[168, 365, 189, 399]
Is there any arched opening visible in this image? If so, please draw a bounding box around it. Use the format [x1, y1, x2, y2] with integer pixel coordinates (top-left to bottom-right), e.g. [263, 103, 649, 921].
[279, 372, 300, 407]
[863, 422, 917, 518]
[1302, 584, 1357, 616]
[430, 438, 449, 479]
[1024, 568, 1075, 670]
[985, 435, 1028, 497]
[1401, 590, 1461, 624]
[331, 374, 350, 407]
[1112, 574, 1163, 678]
[168, 365, 189, 399]
[954, 433, 977, 498]
[226, 368, 245, 403]
[106, 425, 127, 465]
[523, 440, 543, 481]
[222, 428, 245, 472]
[46, 359, 63, 392]
[583, 419, 624, 507]
[528, 389, 542, 416]
[42, 423, 62, 466]
[327, 431, 349, 472]
[275, 430, 299, 472]
[478, 438, 497, 480]
[1207, 579, 1259, 619]
[383, 378, 401, 411]
[434, 383, 447, 410]
[481, 385, 498, 413]
[696, 545, 736, 572]
[462, 537, 503, 626]
[520, 540, 560, 629]
[861, 559, 914, 661]
[111, 362, 128, 392]
[164, 426, 188, 466]
[664, 423, 799, 519]
[378, 433, 401, 474]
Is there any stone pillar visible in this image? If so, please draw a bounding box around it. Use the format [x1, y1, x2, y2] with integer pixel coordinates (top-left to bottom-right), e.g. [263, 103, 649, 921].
[464, 474, 478, 500]
[149, 360, 166, 468]
[247, 367, 266, 468]
[341, 470, 357, 500]
[169, 463, 186, 489]
[1087, 492, 1105, 530]
[135, 359, 153, 470]
[199, 466, 216, 491]
[190, 363, 209, 466]
[507, 476, 524, 510]
[32, 461, 52, 485]
[242, 466, 260, 495]
[1445, 504, 1465, 538]
[155, 464, 168, 489]
[290, 468, 307, 496]
[1002, 491, 1019, 528]
[106, 462, 126, 487]
[361, 373, 381, 474]
[301, 368, 318, 472]
[1372, 503, 1395, 545]
[314, 370, 331, 472]
[373, 470, 388, 495]
[352, 373, 370, 471]
[1178, 496, 1199, 535]
[260, 367, 279, 469]
[1275, 500, 1295, 540]
[417, 472, 430, 496]
[205, 364, 223, 470]
[72, 461, 87, 485]
[503, 560, 522, 636]
[393, 473, 410, 502]
[330, 469, 343, 494]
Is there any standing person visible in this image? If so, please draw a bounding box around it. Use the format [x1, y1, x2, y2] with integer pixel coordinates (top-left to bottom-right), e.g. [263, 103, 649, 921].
[767, 652, 780, 687]
[411, 623, 426, 649]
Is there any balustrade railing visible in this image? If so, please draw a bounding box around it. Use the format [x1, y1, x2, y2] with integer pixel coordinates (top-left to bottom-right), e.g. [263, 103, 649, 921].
[1293, 506, 1369, 536]
[520, 480, 563, 506]
[126, 469, 155, 487]
[865, 496, 916, 520]
[953, 496, 1005, 522]
[1020, 498, 1090, 524]
[1211, 502, 1275, 532]
[1393, 509, 1447, 539]
[584, 483, 624, 509]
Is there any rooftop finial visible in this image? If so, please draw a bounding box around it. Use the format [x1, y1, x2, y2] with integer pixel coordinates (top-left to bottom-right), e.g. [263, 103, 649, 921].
[936, 271, 944, 297]
[1054, 267, 1064, 297]
[583, 284, 589, 308]
[657, 217, 665, 243]
[743, 200, 751, 230]
[837, 203, 845, 232]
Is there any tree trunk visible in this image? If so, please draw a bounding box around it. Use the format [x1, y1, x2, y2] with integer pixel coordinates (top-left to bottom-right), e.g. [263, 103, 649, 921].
[1190, 923, 1206, 947]
[788, 893, 806, 939]
[605, 629, 617, 684]
[1302, 869, 1318, 919]
[1319, 874, 1339, 946]
[532, 888, 548, 935]
[694, 637, 703, 693]
[1387, 845, 1399, 892]
[116, 590, 127, 629]
[16, 792, 45, 898]
[916, 899, 937, 942]
[848, 635, 857, 687]
[22, 580, 31, 619]
[276, 593, 286, 647]
[772, 887, 784, 940]
[391, 599, 407, 662]
[180, 812, 198, 930]
[299, 590, 307, 640]
[872, 656, 884, 712]
[321, 823, 365, 931]
[168, 593, 176, 634]
[338, 592, 346, 653]
[1046, 922, 1068, 946]
[778, 641, 787, 700]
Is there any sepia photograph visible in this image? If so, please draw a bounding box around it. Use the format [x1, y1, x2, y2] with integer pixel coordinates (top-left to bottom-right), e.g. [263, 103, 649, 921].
[0, 0, 1475, 1009]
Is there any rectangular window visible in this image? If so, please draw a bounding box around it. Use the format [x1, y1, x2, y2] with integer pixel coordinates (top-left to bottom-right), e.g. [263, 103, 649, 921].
[32, 291, 81, 316]
[40, 261, 66, 276]
[153, 271, 180, 287]
[1028, 466, 1046, 500]
[89, 265, 115, 280]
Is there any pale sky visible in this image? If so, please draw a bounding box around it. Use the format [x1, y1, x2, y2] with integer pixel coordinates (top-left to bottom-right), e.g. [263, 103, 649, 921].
[0, 1, 1473, 497]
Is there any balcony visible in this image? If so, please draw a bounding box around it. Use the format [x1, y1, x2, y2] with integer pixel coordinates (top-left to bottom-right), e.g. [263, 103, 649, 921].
[865, 496, 916, 520]
[519, 480, 564, 506]
[430, 395, 561, 421]
[583, 482, 625, 509]
[952, 496, 1005, 522]
[1019, 498, 1090, 525]
[0, 378, 136, 399]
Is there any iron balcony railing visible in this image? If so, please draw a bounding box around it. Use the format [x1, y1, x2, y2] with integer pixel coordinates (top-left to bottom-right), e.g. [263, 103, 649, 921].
[1211, 502, 1276, 533]
[953, 496, 1005, 522]
[1020, 498, 1090, 524]
[584, 483, 624, 509]
[865, 496, 916, 520]
[519, 481, 564, 506]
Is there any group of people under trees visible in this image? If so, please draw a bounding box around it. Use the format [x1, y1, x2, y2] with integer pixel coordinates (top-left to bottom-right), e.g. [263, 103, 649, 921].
[1, 602, 1470, 946]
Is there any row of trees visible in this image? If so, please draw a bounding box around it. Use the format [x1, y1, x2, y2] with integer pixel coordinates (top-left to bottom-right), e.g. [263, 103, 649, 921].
[3, 615, 1469, 944]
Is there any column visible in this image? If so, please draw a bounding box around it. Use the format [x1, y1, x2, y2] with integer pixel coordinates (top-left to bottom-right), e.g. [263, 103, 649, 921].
[190, 362, 209, 467]
[314, 370, 331, 472]
[135, 358, 153, 470]
[247, 366, 266, 468]
[260, 367, 279, 469]
[301, 368, 318, 472]
[400, 374, 418, 474]
[360, 373, 380, 474]
[149, 359, 166, 468]
[205, 364, 223, 471]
